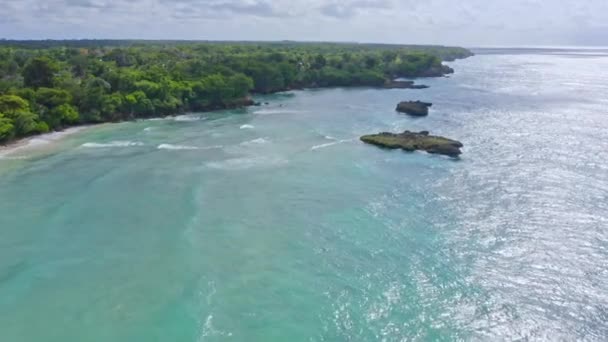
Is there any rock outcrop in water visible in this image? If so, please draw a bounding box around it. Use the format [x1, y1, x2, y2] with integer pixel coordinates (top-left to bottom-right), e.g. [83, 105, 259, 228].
[360, 130, 463, 158]
[396, 101, 433, 116]
[383, 80, 429, 89]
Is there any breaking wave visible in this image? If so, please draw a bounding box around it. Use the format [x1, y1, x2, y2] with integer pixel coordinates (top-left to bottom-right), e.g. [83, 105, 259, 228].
[81, 141, 144, 148]
[173, 114, 205, 122]
[158, 144, 223, 151]
[311, 136, 355, 151]
[311, 141, 341, 151]
[240, 137, 269, 146]
[157, 144, 200, 150]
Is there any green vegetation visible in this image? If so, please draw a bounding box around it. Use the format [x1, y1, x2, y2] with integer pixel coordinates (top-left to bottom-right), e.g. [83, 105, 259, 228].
[0, 40, 472, 143]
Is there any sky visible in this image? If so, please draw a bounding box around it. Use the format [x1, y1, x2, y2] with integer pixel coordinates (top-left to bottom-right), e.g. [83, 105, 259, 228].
[1, 0, 607, 46]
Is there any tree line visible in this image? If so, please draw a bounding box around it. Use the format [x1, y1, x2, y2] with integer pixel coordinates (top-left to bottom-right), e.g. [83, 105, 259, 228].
[0, 41, 472, 143]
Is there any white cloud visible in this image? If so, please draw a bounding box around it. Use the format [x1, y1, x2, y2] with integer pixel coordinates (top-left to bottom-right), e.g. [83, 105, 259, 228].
[0, 0, 607, 45]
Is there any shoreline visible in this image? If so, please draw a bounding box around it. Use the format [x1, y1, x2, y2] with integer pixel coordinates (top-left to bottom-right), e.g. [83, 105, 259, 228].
[0, 67, 459, 159]
[0, 125, 95, 158]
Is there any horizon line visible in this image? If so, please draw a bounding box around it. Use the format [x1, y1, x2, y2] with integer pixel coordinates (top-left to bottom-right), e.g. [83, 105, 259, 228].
[1, 38, 607, 49]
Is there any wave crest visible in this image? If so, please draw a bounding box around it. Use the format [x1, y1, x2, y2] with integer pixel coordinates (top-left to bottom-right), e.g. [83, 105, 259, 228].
[81, 141, 144, 148]
[158, 144, 223, 151]
[311, 139, 354, 151]
[240, 137, 269, 146]
[174, 114, 205, 122]
[157, 144, 199, 150]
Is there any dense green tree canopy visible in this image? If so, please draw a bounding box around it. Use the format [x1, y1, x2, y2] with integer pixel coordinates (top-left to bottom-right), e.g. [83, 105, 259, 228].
[0, 114, 15, 141]
[22, 57, 59, 89]
[0, 40, 472, 143]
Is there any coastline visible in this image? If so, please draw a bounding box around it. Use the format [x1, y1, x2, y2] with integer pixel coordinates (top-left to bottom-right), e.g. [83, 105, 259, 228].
[0, 62, 461, 159]
[0, 125, 94, 159]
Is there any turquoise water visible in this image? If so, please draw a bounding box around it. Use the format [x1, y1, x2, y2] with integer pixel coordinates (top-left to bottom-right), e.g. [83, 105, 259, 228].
[1, 50, 608, 341]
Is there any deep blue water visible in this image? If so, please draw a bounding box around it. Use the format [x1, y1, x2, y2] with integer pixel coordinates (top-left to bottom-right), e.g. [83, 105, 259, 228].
[1, 50, 607, 341]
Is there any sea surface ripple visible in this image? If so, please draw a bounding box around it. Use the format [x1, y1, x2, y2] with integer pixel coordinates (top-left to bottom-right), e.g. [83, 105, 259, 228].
[0, 49, 607, 341]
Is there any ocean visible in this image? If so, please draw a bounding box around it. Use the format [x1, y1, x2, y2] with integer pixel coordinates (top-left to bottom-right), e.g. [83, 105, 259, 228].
[1, 49, 607, 341]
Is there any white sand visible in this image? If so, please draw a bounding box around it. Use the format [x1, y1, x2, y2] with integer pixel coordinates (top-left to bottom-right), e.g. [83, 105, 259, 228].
[0, 125, 93, 159]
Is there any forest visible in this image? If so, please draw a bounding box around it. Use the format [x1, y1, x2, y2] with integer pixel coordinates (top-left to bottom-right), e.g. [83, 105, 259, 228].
[0, 41, 472, 143]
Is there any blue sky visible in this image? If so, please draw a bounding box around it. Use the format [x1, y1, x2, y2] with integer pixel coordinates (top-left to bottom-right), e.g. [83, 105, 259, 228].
[1, 0, 607, 46]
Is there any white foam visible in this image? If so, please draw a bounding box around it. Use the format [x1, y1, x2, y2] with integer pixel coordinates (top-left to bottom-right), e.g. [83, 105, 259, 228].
[158, 143, 223, 151]
[205, 156, 288, 170]
[157, 144, 199, 150]
[311, 141, 341, 151]
[240, 137, 269, 146]
[81, 141, 144, 148]
[0, 126, 91, 158]
[29, 127, 88, 145]
[311, 139, 354, 151]
[200, 314, 233, 339]
[174, 114, 205, 122]
[240, 124, 255, 130]
[143, 127, 154, 132]
[27, 138, 52, 146]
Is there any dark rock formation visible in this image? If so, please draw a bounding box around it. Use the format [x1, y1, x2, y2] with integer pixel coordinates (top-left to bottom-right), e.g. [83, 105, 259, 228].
[192, 97, 255, 112]
[396, 101, 432, 116]
[383, 80, 430, 89]
[228, 98, 255, 108]
[360, 130, 463, 158]
[418, 64, 454, 77]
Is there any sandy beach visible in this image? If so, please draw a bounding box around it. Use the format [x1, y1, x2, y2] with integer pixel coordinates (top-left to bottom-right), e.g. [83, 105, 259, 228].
[0, 125, 93, 159]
